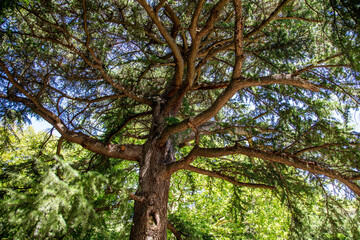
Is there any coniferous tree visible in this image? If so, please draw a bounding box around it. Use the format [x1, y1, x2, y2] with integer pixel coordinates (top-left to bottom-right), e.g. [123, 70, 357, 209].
[1, 0, 359, 239]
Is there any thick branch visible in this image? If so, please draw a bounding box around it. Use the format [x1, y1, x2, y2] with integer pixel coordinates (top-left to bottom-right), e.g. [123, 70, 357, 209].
[199, 0, 230, 38]
[136, 0, 184, 87]
[159, 74, 320, 145]
[163, 0, 231, 112]
[189, 0, 206, 38]
[0, 59, 142, 161]
[191, 82, 229, 90]
[164, 4, 181, 38]
[16, 97, 142, 160]
[250, 74, 320, 91]
[163, 146, 199, 177]
[163, 0, 231, 111]
[232, 0, 244, 79]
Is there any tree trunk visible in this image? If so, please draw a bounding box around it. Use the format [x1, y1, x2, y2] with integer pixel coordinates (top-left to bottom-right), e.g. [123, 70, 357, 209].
[130, 138, 172, 240]
[130, 101, 175, 239]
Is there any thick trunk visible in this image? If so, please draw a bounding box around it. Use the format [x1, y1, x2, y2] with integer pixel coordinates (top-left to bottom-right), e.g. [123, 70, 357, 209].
[130, 138, 172, 239]
[129, 99, 176, 239]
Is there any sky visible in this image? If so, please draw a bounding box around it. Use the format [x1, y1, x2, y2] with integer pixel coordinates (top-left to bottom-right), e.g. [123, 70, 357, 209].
[353, 111, 360, 129]
[30, 118, 60, 136]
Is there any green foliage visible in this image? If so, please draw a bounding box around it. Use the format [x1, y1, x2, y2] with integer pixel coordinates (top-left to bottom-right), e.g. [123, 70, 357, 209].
[328, 0, 360, 72]
[167, 168, 360, 240]
[0, 128, 136, 239]
[165, 116, 182, 125]
[1, 128, 360, 239]
[168, 170, 291, 239]
[0, 0, 360, 239]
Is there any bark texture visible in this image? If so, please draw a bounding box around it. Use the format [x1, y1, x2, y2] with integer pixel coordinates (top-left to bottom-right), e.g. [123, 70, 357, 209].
[130, 143, 171, 240]
[130, 100, 174, 240]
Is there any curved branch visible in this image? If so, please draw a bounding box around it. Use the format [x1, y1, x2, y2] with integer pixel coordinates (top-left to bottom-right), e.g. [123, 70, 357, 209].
[159, 74, 320, 145]
[294, 53, 344, 75]
[164, 4, 181, 38]
[194, 145, 360, 196]
[106, 111, 152, 143]
[196, 41, 234, 72]
[167, 221, 184, 240]
[0, 59, 142, 161]
[244, 0, 292, 40]
[184, 165, 276, 189]
[273, 16, 322, 23]
[21, 96, 142, 161]
[295, 142, 360, 155]
[189, 0, 206, 38]
[198, 0, 230, 38]
[136, 0, 184, 87]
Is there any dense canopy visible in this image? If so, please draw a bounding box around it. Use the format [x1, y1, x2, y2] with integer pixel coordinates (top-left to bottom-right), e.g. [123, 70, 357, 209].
[0, 0, 359, 239]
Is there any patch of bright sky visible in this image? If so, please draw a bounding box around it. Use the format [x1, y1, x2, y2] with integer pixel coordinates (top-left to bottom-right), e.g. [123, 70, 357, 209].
[29, 117, 60, 136]
[353, 110, 360, 131]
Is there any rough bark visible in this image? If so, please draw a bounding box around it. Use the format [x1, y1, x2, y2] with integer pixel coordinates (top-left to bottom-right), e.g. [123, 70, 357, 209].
[130, 140, 172, 240]
[130, 99, 175, 240]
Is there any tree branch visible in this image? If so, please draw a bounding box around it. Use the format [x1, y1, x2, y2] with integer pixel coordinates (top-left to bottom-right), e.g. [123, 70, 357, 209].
[49, 86, 126, 103]
[191, 82, 230, 90]
[189, 0, 206, 38]
[176, 121, 274, 147]
[273, 16, 322, 23]
[295, 142, 360, 155]
[0, 59, 142, 161]
[244, 0, 292, 40]
[184, 165, 276, 189]
[136, 0, 184, 87]
[106, 112, 152, 143]
[167, 221, 184, 240]
[194, 145, 360, 196]
[163, 146, 199, 177]
[2, 29, 151, 106]
[159, 74, 320, 145]
[294, 53, 344, 75]
[232, 0, 244, 79]
[198, 0, 230, 38]
[164, 4, 181, 38]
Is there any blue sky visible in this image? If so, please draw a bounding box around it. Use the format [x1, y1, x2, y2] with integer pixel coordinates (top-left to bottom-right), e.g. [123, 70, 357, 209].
[30, 118, 60, 136]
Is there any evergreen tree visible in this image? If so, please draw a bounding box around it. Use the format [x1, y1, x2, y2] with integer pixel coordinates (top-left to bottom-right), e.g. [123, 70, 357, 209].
[0, 0, 359, 239]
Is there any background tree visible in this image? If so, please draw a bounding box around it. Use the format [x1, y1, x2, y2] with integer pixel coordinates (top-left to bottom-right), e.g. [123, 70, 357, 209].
[0, 0, 359, 239]
[0, 127, 137, 239]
